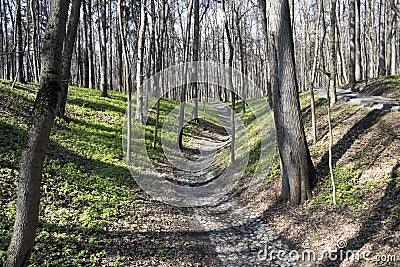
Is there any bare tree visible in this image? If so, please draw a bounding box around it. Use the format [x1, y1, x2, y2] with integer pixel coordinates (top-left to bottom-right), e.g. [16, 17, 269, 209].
[4, 0, 70, 265]
[260, 0, 315, 205]
[178, 0, 193, 147]
[355, 0, 362, 81]
[329, 0, 338, 105]
[221, 0, 236, 163]
[59, 0, 82, 119]
[378, 0, 387, 76]
[118, 0, 133, 161]
[153, 0, 166, 148]
[15, 0, 25, 83]
[100, 0, 108, 96]
[191, 0, 200, 121]
[391, 0, 400, 17]
[349, 0, 357, 90]
[135, 0, 147, 123]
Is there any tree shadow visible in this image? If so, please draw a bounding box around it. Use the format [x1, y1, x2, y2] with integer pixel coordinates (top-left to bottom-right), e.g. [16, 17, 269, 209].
[0, 116, 309, 266]
[31, 214, 222, 266]
[316, 109, 386, 175]
[301, 98, 327, 121]
[320, 163, 400, 267]
[68, 97, 126, 114]
[316, 108, 361, 143]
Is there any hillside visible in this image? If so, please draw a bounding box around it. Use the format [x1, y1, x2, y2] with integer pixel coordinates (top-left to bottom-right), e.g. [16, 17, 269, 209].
[0, 80, 219, 266]
[0, 78, 399, 266]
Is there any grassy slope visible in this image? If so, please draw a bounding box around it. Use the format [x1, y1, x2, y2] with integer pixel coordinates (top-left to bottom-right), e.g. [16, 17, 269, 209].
[0, 80, 219, 266]
[0, 77, 399, 266]
[361, 74, 400, 99]
[260, 91, 400, 266]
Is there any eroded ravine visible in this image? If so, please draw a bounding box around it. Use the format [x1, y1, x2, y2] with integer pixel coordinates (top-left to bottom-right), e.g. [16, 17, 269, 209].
[160, 103, 310, 267]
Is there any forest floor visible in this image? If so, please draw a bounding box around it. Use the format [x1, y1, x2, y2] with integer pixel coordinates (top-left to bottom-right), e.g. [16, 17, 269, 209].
[0, 77, 399, 266]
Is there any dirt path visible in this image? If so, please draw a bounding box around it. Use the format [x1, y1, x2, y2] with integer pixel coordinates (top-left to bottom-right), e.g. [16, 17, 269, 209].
[158, 102, 311, 266]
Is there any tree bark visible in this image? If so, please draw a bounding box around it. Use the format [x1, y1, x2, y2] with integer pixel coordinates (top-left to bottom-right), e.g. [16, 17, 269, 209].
[355, 0, 362, 81]
[87, 0, 95, 89]
[135, 0, 146, 123]
[153, 0, 166, 148]
[100, 0, 108, 96]
[178, 0, 193, 147]
[390, 0, 400, 18]
[261, 0, 315, 205]
[58, 0, 81, 119]
[349, 0, 356, 90]
[82, 0, 89, 88]
[378, 0, 387, 76]
[329, 0, 338, 106]
[191, 0, 200, 121]
[15, 0, 25, 83]
[222, 0, 235, 164]
[4, 0, 69, 265]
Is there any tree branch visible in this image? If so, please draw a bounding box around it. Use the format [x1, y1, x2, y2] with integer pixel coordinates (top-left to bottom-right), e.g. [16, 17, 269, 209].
[391, 0, 400, 18]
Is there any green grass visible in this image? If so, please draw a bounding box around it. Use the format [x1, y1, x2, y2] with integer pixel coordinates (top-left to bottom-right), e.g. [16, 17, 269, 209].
[0, 82, 256, 264]
[0, 81, 167, 265]
[0, 81, 273, 265]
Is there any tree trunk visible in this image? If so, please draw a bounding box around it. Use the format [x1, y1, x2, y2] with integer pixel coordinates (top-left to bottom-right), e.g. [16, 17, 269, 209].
[108, 0, 113, 92]
[4, 0, 69, 265]
[153, 0, 166, 148]
[349, 0, 356, 90]
[82, 0, 89, 88]
[0, 0, 3, 79]
[118, 0, 133, 160]
[191, 0, 200, 121]
[15, 0, 25, 83]
[100, 0, 108, 96]
[390, 0, 400, 18]
[58, 0, 81, 119]
[87, 0, 95, 89]
[355, 0, 362, 81]
[29, 0, 39, 82]
[310, 0, 322, 144]
[389, 16, 397, 75]
[258, 0, 273, 109]
[135, 0, 146, 123]
[378, 0, 387, 76]
[3, 0, 10, 80]
[178, 0, 193, 147]
[236, 12, 246, 113]
[329, 0, 338, 106]
[222, 0, 235, 164]
[261, 0, 315, 205]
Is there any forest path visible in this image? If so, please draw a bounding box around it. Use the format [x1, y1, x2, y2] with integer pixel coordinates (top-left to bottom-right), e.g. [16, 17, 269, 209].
[169, 102, 309, 266]
[314, 87, 400, 112]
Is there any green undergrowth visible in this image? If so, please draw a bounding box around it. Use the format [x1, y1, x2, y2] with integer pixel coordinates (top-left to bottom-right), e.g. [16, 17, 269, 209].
[0, 80, 275, 264]
[0, 80, 147, 265]
[299, 91, 399, 212]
